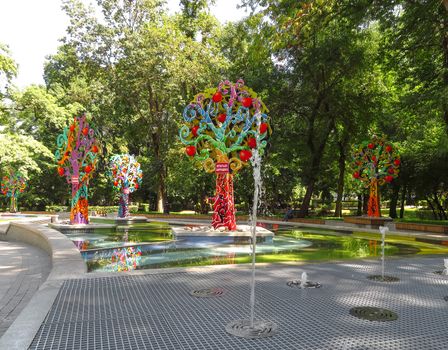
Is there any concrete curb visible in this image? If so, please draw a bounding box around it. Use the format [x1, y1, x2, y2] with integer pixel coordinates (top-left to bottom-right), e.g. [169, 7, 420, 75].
[0, 222, 86, 349]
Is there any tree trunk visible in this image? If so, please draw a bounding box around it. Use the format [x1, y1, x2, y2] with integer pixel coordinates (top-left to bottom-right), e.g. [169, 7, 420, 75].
[399, 186, 406, 219]
[157, 172, 165, 213]
[362, 192, 369, 215]
[357, 194, 363, 216]
[440, 4, 448, 132]
[118, 188, 130, 218]
[212, 173, 236, 230]
[298, 125, 334, 217]
[298, 180, 316, 218]
[10, 196, 17, 213]
[389, 182, 400, 218]
[334, 141, 346, 217]
[70, 181, 89, 224]
[152, 131, 166, 213]
[432, 192, 447, 220]
[367, 179, 380, 217]
[426, 197, 438, 220]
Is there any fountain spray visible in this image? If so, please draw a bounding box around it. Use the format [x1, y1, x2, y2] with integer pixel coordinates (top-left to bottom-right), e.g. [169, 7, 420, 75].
[379, 226, 389, 280]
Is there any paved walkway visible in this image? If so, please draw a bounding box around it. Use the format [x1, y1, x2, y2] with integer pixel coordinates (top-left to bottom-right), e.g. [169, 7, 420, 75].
[29, 256, 448, 350]
[0, 241, 51, 337]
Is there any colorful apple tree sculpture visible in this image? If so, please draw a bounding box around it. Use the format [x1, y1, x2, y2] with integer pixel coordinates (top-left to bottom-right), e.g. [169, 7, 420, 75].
[352, 135, 400, 217]
[108, 154, 143, 218]
[1, 170, 27, 213]
[179, 79, 271, 230]
[55, 113, 99, 224]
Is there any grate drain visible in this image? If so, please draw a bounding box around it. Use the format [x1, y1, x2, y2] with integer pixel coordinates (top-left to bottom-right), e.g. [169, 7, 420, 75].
[225, 319, 278, 339]
[367, 275, 400, 282]
[189, 287, 225, 297]
[287, 280, 322, 288]
[350, 307, 398, 322]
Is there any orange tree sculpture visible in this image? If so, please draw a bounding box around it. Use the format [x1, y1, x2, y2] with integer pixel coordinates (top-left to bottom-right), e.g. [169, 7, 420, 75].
[352, 135, 400, 217]
[179, 80, 271, 230]
[1, 169, 27, 213]
[55, 113, 99, 224]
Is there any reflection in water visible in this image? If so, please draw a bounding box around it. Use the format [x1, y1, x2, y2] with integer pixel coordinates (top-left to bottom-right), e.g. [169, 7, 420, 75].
[73, 240, 90, 250]
[60, 223, 448, 273]
[369, 240, 378, 256]
[110, 246, 142, 272]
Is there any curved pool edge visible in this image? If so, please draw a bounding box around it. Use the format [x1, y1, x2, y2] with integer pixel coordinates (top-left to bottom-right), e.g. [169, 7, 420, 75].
[0, 221, 86, 349]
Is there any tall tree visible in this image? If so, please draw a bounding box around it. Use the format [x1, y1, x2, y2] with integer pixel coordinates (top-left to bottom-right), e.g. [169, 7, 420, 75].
[51, 0, 227, 212]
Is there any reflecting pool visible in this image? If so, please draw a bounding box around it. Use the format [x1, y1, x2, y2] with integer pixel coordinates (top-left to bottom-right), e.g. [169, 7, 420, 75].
[60, 221, 448, 272]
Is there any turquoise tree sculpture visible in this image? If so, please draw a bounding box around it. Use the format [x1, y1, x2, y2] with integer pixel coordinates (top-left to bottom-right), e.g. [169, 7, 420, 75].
[108, 154, 143, 218]
[55, 113, 99, 224]
[1, 170, 27, 213]
[179, 79, 271, 230]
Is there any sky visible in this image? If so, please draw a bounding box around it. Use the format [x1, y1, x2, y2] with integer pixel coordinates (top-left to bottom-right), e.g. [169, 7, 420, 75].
[0, 0, 248, 88]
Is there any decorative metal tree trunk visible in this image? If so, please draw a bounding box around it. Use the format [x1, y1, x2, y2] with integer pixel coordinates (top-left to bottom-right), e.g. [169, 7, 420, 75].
[55, 113, 99, 224]
[352, 135, 400, 217]
[179, 80, 271, 230]
[1, 170, 27, 213]
[108, 154, 142, 218]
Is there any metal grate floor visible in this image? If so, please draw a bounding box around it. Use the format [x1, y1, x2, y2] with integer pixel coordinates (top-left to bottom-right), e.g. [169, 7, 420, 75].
[30, 257, 448, 349]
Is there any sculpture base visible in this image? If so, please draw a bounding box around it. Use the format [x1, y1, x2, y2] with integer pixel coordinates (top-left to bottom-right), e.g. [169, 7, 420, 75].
[90, 216, 148, 225]
[343, 216, 393, 229]
[113, 216, 148, 224]
[172, 225, 274, 245]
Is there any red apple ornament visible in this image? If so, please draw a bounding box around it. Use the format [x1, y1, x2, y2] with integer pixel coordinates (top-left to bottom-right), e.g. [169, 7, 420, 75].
[259, 123, 268, 134]
[192, 125, 199, 137]
[385, 145, 392, 152]
[368, 143, 375, 149]
[353, 171, 360, 179]
[248, 137, 257, 149]
[394, 159, 401, 166]
[212, 92, 222, 103]
[385, 175, 393, 183]
[91, 145, 98, 153]
[242, 97, 252, 108]
[58, 167, 65, 176]
[217, 114, 226, 123]
[239, 150, 252, 162]
[186, 146, 196, 156]
[85, 165, 92, 173]
[82, 127, 89, 136]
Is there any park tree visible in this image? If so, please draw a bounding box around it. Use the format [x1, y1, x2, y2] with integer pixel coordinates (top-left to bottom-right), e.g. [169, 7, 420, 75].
[239, 0, 384, 216]
[0, 43, 17, 97]
[374, 1, 448, 132]
[51, 0, 227, 213]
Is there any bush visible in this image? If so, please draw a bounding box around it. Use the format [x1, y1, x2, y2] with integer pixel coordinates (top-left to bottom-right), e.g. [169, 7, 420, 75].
[45, 205, 69, 212]
[45, 205, 139, 214]
[415, 209, 437, 220]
